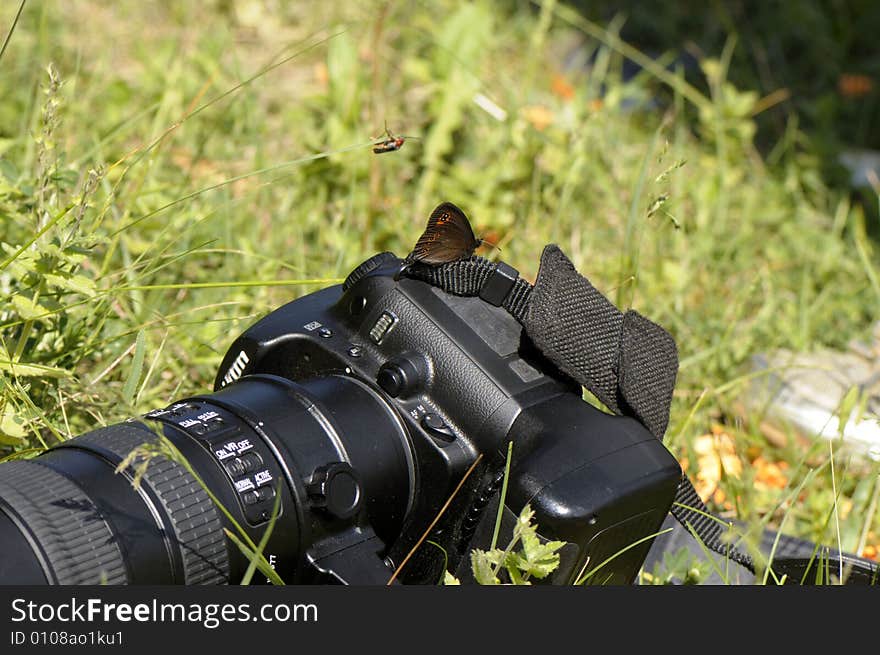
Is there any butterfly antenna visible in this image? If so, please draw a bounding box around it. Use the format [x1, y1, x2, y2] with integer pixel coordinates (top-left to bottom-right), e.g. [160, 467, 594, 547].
[479, 238, 501, 254]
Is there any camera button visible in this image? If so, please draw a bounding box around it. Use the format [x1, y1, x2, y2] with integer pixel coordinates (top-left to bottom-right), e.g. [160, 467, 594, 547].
[242, 490, 260, 506]
[239, 452, 263, 473]
[377, 357, 423, 398]
[377, 364, 407, 397]
[225, 458, 246, 477]
[421, 414, 455, 443]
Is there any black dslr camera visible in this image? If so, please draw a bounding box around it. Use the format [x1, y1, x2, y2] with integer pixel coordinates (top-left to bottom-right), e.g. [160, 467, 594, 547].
[0, 248, 685, 585]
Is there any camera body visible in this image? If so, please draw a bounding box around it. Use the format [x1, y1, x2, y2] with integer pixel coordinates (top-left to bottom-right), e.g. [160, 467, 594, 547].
[0, 253, 682, 585]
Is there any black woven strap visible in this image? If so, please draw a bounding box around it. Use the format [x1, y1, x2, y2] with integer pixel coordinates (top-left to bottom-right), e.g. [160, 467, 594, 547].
[404, 255, 534, 322]
[406, 245, 677, 439]
[672, 476, 755, 571]
[404, 244, 756, 574]
[523, 245, 678, 439]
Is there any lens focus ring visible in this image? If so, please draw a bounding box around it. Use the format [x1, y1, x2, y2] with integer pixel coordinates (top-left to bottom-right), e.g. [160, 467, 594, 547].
[0, 460, 128, 584]
[61, 422, 229, 585]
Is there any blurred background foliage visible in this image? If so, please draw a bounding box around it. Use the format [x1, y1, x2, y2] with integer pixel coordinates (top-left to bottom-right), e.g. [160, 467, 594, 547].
[572, 0, 880, 210]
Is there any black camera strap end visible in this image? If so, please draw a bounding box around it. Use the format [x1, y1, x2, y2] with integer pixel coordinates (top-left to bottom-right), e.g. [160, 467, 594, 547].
[618, 309, 679, 440]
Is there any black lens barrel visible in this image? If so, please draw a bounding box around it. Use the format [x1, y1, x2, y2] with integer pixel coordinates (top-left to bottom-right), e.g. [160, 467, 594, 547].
[0, 421, 230, 585]
[0, 373, 413, 585]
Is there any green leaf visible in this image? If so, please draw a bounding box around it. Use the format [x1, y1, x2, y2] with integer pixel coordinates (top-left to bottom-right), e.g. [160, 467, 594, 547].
[515, 532, 566, 580]
[700, 58, 722, 85]
[0, 448, 44, 463]
[0, 406, 27, 444]
[0, 360, 70, 378]
[505, 559, 529, 585]
[44, 273, 96, 297]
[11, 294, 49, 321]
[122, 330, 146, 404]
[502, 504, 566, 580]
[471, 549, 501, 585]
[427, 540, 450, 584]
[0, 244, 35, 278]
[836, 385, 861, 438]
[490, 440, 514, 550]
[240, 484, 283, 585]
[443, 571, 460, 585]
[513, 504, 537, 543]
[0, 155, 18, 179]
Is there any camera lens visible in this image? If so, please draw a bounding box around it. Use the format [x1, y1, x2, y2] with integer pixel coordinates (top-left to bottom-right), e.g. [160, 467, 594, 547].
[0, 373, 414, 584]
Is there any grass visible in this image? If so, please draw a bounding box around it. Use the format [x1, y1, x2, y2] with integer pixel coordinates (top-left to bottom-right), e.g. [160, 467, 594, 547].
[1, 0, 880, 583]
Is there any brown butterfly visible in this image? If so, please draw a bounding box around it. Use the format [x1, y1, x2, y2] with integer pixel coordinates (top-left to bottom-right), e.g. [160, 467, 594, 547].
[406, 202, 485, 265]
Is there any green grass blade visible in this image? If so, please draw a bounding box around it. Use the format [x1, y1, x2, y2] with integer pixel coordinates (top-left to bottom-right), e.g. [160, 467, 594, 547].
[121, 329, 146, 405]
[490, 440, 514, 551]
[239, 484, 283, 585]
[225, 528, 285, 586]
[576, 528, 673, 584]
[0, 0, 25, 64]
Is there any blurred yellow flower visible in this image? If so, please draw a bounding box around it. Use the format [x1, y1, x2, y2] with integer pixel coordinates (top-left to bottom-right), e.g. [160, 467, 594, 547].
[522, 105, 554, 131]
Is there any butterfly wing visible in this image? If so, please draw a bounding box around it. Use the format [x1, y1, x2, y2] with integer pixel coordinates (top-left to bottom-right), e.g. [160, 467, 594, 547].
[408, 202, 481, 265]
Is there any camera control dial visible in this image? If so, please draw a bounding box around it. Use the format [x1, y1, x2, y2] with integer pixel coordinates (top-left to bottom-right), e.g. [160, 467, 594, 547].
[342, 251, 398, 291]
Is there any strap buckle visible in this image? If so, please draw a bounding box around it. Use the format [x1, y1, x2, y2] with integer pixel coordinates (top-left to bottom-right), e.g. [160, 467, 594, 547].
[479, 262, 519, 307]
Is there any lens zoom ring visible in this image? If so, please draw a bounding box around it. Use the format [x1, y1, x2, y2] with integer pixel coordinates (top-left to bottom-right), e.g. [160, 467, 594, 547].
[0, 460, 128, 584]
[65, 423, 230, 585]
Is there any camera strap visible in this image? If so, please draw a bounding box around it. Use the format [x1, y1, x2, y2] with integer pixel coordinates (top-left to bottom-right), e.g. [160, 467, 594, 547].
[404, 244, 756, 573]
[405, 245, 678, 437]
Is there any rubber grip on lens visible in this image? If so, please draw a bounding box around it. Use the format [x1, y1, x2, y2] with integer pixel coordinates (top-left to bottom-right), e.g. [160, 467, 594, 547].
[62, 422, 230, 585]
[0, 460, 128, 584]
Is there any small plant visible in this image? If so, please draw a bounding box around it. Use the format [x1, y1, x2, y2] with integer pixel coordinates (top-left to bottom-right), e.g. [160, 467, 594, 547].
[1, 63, 105, 449]
[641, 546, 714, 585]
[445, 505, 567, 585]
